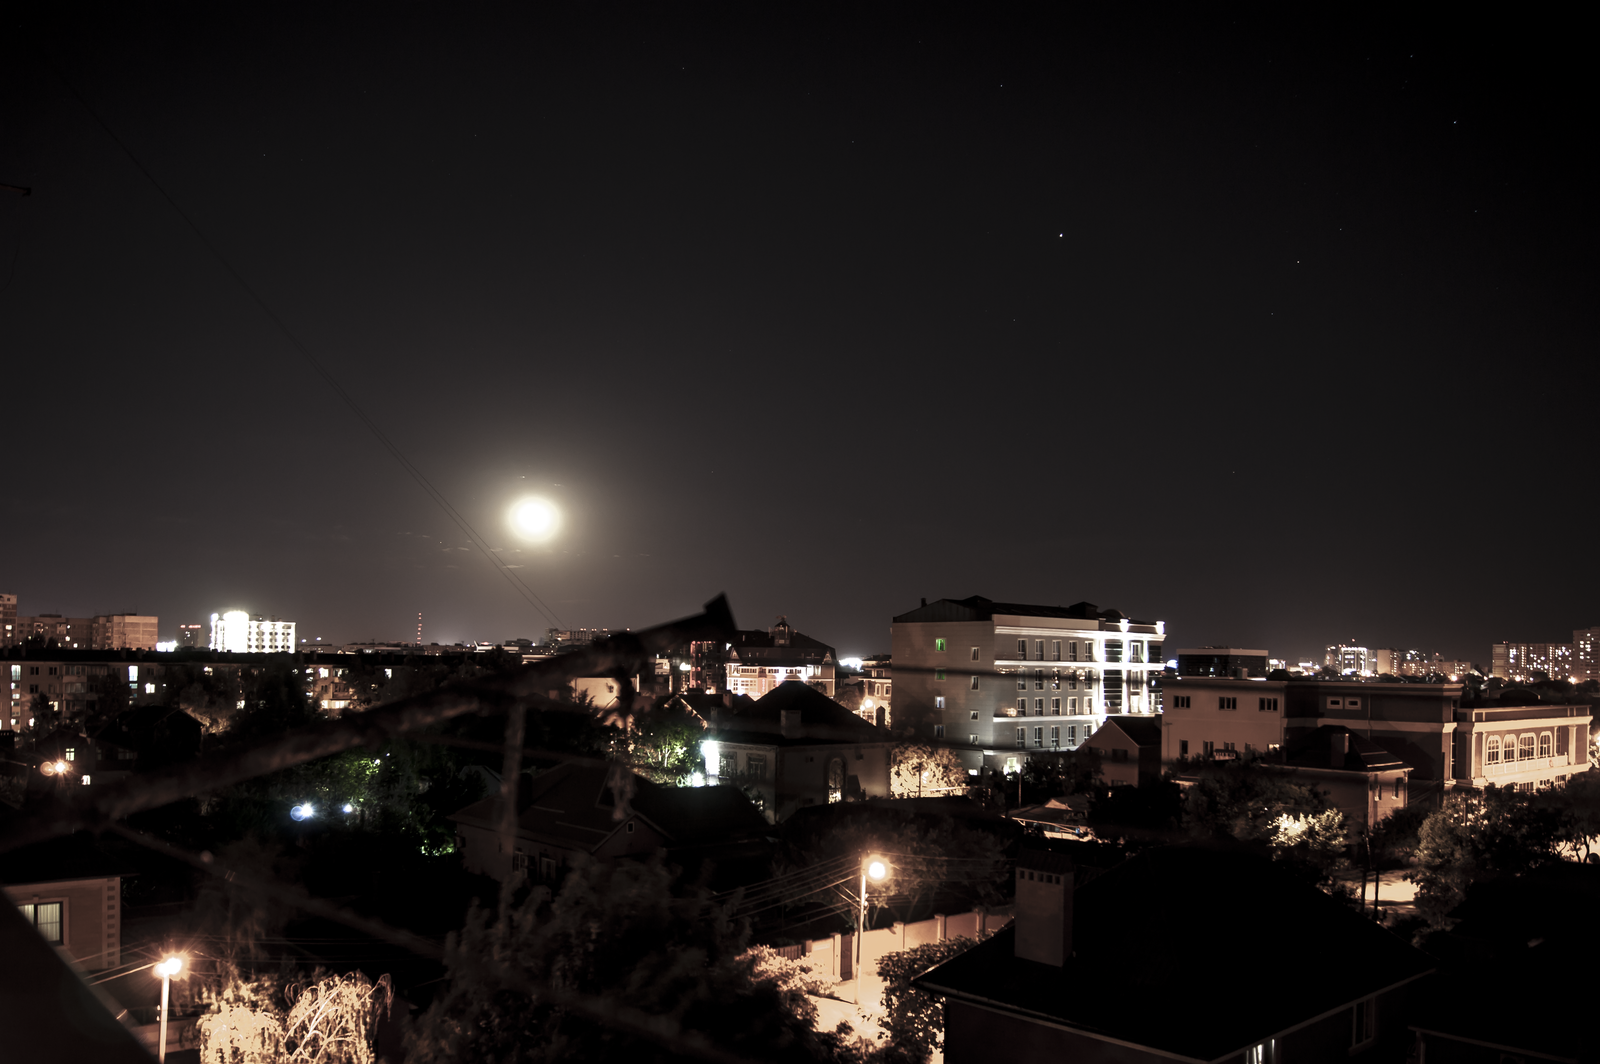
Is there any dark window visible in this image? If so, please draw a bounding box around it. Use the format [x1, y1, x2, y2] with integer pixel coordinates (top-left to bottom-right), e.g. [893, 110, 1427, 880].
[1179, 739, 1189, 756]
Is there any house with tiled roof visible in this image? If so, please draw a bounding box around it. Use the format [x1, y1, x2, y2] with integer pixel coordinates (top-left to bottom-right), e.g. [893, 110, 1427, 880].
[916, 845, 1434, 1064]
[448, 761, 767, 884]
[705, 680, 895, 821]
[1085, 714, 1163, 788]
[1277, 725, 1412, 833]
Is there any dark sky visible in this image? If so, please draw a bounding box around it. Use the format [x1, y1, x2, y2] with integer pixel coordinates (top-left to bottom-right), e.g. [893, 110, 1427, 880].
[3, 7, 1595, 664]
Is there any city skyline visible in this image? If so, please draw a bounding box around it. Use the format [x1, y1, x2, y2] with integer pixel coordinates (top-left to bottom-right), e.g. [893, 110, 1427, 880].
[3, 9, 1594, 670]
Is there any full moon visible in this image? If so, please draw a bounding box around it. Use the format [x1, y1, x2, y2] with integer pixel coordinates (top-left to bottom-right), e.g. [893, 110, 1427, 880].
[510, 497, 559, 541]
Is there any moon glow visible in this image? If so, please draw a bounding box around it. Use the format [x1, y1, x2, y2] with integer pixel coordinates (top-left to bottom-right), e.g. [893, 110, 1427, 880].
[510, 497, 560, 541]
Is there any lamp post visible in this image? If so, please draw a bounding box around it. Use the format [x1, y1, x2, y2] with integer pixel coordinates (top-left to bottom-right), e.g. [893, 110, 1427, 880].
[154, 956, 183, 1063]
[855, 857, 888, 1006]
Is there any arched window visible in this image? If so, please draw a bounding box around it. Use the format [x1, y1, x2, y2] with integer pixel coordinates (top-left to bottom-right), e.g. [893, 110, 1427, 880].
[1539, 732, 1552, 759]
[1519, 734, 1535, 761]
[1486, 736, 1501, 764]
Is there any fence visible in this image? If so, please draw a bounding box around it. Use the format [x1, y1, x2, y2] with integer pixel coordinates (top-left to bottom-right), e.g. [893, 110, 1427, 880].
[764, 908, 1014, 981]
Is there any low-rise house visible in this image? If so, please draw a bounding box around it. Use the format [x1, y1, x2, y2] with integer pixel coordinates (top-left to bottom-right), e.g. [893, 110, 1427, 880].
[449, 762, 767, 884]
[705, 680, 894, 821]
[1279, 725, 1411, 832]
[916, 845, 1434, 1064]
[0, 834, 130, 972]
[1084, 715, 1161, 787]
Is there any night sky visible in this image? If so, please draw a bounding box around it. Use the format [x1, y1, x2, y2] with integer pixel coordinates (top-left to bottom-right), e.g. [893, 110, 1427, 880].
[3, 8, 1595, 664]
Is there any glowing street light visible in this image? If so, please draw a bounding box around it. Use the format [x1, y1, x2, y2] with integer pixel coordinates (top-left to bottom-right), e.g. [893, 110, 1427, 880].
[290, 803, 315, 822]
[855, 856, 889, 1005]
[154, 955, 184, 1062]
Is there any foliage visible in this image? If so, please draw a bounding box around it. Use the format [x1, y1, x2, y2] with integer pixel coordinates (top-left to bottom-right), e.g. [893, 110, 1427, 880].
[1088, 777, 1183, 838]
[197, 998, 284, 1064]
[888, 743, 969, 798]
[284, 970, 394, 1064]
[775, 807, 1009, 925]
[743, 945, 832, 1003]
[1408, 787, 1569, 928]
[1018, 748, 1101, 802]
[1267, 809, 1349, 887]
[876, 936, 985, 1064]
[409, 853, 858, 1064]
[1181, 759, 1330, 843]
[628, 702, 705, 785]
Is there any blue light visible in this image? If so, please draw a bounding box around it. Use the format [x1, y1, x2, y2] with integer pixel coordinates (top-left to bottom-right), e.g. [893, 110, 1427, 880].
[290, 803, 314, 822]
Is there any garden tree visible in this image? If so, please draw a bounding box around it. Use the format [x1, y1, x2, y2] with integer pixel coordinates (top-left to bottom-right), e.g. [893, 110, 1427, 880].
[1266, 809, 1349, 889]
[1181, 759, 1331, 844]
[408, 854, 867, 1064]
[196, 969, 393, 1064]
[227, 662, 323, 745]
[876, 936, 987, 1064]
[1017, 748, 1101, 803]
[627, 701, 705, 785]
[774, 806, 1010, 926]
[1409, 787, 1569, 928]
[1544, 771, 1600, 860]
[888, 743, 969, 798]
[24, 692, 57, 736]
[1087, 777, 1183, 839]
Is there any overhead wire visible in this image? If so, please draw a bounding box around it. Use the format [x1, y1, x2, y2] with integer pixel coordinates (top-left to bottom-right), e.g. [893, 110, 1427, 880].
[50, 64, 564, 630]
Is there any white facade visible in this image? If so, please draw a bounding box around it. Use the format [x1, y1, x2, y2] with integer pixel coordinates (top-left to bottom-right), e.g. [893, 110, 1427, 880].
[211, 611, 296, 653]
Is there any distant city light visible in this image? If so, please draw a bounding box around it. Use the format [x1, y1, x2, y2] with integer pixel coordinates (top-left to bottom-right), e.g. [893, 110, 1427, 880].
[678, 662, 691, 672]
[156, 640, 177, 652]
[509, 497, 560, 541]
[840, 657, 864, 670]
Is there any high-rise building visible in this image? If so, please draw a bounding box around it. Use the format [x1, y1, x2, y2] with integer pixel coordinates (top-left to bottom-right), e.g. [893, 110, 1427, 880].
[891, 596, 1165, 773]
[89, 614, 159, 651]
[210, 611, 297, 653]
[1573, 628, 1600, 683]
[1491, 642, 1575, 683]
[1324, 645, 1370, 676]
[16, 615, 94, 649]
[0, 593, 15, 647]
[178, 624, 206, 649]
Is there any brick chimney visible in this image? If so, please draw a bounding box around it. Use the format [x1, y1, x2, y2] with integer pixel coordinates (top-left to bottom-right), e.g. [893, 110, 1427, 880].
[1014, 850, 1074, 966]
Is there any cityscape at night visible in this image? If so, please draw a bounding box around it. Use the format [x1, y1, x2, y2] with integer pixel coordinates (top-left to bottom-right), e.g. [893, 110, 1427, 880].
[2, 7, 1596, 1064]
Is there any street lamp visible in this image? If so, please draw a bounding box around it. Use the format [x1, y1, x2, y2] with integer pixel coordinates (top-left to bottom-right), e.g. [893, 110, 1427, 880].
[153, 955, 183, 1063]
[855, 857, 888, 1005]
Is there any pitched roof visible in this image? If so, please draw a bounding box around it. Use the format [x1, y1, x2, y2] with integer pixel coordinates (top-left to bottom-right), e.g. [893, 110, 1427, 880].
[915, 845, 1433, 1061]
[1094, 715, 1162, 747]
[710, 681, 889, 745]
[1283, 725, 1411, 772]
[892, 596, 1145, 625]
[447, 762, 767, 852]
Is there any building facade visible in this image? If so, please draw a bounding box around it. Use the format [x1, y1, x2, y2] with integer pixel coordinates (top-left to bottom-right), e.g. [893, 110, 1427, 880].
[1491, 641, 1575, 682]
[89, 615, 158, 651]
[723, 618, 837, 698]
[210, 611, 296, 653]
[0, 593, 15, 647]
[1176, 647, 1270, 678]
[1160, 676, 1289, 763]
[891, 596, 1165, 772]
[1325, 644, 1371, 675]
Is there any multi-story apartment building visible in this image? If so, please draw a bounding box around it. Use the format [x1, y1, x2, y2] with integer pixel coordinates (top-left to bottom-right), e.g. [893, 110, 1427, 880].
[1575, 627, 1600, 683]
[16, 615, 94, 649]
[1324, 644, 1371, 675]
[1175, 647, 1269, 678]
[210, 611, 296, 652]
[859, 655, 892, 726]
[89, 615, 158, 651]
[1161, 677, 1589, 794]
[724, 618, 837, 698]
[178, 623, 206, 648]
[1491, 641, 1575, 683]
[1, 593, 16, 647]
[891, 596, 1165, 772]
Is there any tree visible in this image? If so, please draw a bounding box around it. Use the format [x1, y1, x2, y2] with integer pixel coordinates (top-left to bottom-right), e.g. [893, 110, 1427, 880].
[888, 743, 968, 798]
[408, 853, 858, 1064]
[876, 936, 986, 1064]
[627, 702, 704, 785]
[1267, 809, 1349, 888]
[1181, 759, 1330, 844]
[1408, 787, 1568, 929]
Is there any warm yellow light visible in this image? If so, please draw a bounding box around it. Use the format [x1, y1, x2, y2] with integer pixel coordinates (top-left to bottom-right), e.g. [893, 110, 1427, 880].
[54, 761, 67, 774]
[867, 859, 887, 881]
[155, 956, 183, 978]
[510, 497, 559, 541]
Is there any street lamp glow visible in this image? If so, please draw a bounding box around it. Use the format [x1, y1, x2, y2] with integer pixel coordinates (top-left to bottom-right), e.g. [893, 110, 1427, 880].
[867, 859, 888, 881]
[290, 803, 315, 822]
[154, 956, 183, 978]
[342, 803, 354, 813]
[510, 497, 559, 541]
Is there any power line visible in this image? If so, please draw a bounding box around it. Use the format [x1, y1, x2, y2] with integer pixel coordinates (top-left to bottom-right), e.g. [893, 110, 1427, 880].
[50, 64, 563, 630]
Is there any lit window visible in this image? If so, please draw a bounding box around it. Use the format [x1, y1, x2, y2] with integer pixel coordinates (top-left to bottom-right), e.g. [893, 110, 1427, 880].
[935, 638, 947, 653]
[934, 669, 945, 682]
[1539, 732, 1552, 758]
[20, 902, 63, 944]
[935, 696, 946, 709]
[1519, 734, 1535, 760]
[1486, 736, 1500, 764]
[81, 775, 91, 786]
[65, 748, 75, 761]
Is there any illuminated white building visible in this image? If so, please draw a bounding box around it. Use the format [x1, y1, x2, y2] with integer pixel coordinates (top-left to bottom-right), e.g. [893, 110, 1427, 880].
[1324, 644, 1371, 676]
[210, 611, 296, 653]
[724, 618, 837, 698]
[891, 596, 1166, 773]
